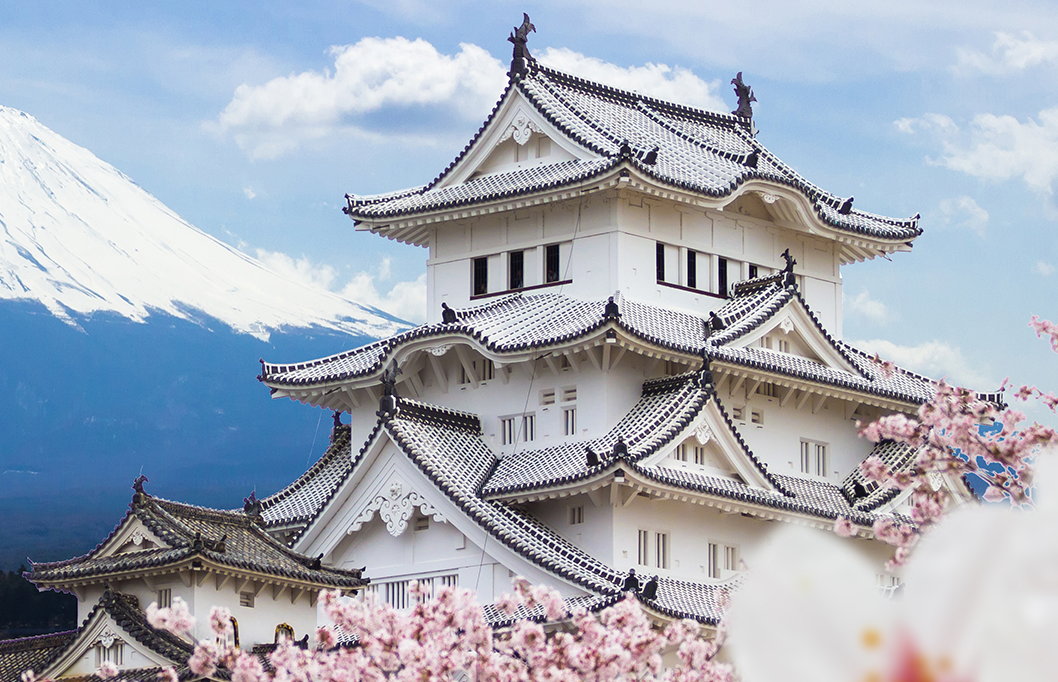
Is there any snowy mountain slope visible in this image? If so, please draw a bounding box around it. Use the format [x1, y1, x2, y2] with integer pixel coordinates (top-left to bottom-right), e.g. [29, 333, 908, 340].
[0, 105, 405, 340]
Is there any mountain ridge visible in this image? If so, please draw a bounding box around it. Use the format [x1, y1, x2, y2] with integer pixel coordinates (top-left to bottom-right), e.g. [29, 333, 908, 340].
[0, 104, 407, 341]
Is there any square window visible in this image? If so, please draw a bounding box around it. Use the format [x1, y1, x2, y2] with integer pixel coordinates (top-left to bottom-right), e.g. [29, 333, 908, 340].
[239, 591, 255, 608]
[751, 409, 764, 425]
[539, 389, 556, 406]
[414, 513, 430, 532]
[561, 386, 577, 402]
[800, 440, 829, 476]
[731, 406, 745, 422]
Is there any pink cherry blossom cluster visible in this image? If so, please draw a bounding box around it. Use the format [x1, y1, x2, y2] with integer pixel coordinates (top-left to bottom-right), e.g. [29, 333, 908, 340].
[132, 581, 732, 682]
[857, 317, 1058, 568]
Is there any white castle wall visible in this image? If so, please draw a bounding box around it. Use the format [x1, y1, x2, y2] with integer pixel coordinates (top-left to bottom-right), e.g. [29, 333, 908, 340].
[425, 191, 843, 335]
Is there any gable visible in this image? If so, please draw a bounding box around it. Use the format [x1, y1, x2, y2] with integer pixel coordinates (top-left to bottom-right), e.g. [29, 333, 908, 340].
[729, 301, 862, 377]
[438, 94, 598, 189]
[42, 604, 176, 680]
[97, 517, 168, 558]
[645, 399, 775, 491]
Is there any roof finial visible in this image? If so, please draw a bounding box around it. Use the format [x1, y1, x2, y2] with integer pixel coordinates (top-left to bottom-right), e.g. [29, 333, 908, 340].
[378, 362, 402, 419]
[441, 302, 458, 324]
[132, 474, 148, 495]
[731, 72, 757, 120]
[781, 248, 798, 288]
[507, 13, 537, 79]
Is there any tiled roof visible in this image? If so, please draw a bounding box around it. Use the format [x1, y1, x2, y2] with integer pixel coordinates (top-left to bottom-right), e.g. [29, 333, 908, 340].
[260, 288, 935, 406]
[840, 440, 917, 512]
[30, 492, 365, 590]
[482, 372, 785, 496]
[0, 589, 197, 682]
[0, 630, 76, 682]
[345, 63, 921, 243]
[260, 425, 357, 528]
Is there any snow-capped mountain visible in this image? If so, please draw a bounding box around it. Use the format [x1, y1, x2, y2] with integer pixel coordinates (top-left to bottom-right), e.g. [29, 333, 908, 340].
[0, 105, 405, 339]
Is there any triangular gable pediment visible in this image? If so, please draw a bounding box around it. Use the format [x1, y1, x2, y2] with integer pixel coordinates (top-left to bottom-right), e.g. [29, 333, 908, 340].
[646, 398, 776, 492]
[97, 516, 169, 558]
[728, 299, 862, 377]
[42, 599, 178, 680]
[294, 430, 589, 593]
[437, 90, 599, 189]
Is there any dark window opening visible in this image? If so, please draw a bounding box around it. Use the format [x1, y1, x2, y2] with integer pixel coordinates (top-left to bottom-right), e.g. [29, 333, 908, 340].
[749, 264, 758, 279]
[656, 243, 666, 282]
[473, 257, 488, 296]
[509, 251, 524, 290]
[687, 250, 697, 289]
[545, 244, 560, 283]
[718, 257, 728, 297]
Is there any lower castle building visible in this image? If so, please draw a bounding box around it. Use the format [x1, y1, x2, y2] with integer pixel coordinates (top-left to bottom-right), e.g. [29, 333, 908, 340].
[4, 20, 981, 681]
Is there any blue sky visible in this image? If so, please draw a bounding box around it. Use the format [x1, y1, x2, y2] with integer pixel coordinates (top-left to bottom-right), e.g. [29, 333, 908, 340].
[2, 1, 1056, 421]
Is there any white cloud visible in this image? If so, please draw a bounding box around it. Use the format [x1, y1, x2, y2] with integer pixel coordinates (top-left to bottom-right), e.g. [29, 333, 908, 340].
[934, 195, 989, 237]
[253, 248, 426, 323]
[341, 271, 427, 324]
[955, 31, 1058, 74]
[211, 37, 507, 159]
[896, 109, 1058, 197]
[843, 290, 889, 324]
[243, 185, 256, 200]
[537, 47, 726, 113]
[849, 338, 994, 389]
[1035, 260, 1056, 276]
[254, 249, 338, 290]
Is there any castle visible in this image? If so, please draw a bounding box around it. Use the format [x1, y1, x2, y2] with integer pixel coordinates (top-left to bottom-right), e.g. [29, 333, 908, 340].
[3, 19, 975, 681]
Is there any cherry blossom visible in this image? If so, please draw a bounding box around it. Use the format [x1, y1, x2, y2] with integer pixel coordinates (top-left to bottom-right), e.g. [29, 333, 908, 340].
[729, 457, 1058, 682]
[145, 596, 195, 636]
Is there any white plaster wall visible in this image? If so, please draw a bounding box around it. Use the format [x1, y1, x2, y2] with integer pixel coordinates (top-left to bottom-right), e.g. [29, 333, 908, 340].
[188, 577, 317, 650]
[721, 390, 874, 482]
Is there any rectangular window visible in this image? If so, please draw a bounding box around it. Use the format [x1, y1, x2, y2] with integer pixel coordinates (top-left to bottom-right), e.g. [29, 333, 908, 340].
[638, 530, 650, 566]
[522, 414, 536, 442]
[501, 417, 516, 445]
[750, 409, 764, 425]
[687, 250, 697, 289]
[569, 505, 584, 525]
[707, 542, 721, 579]
[539, 389, 556, 406]
[545, 244, 561, 283]
[656, 242, 666, 282]
[724, 546, 739, 572]
[473, 257, 488, 296]
[655, 532, 669, 569]
[673, 443, 689, 462]
[756, 382, 779, 398]
[561, 386, 577, 402]
[239, 591, 255, 608]
[509, 250, 524, 290]
[749, 264, 758, 279]
[731, 406, 745, 422]
[801, 440, 829, 476]
[777, 338, 790, 353]
[563, 407, 577, 436]
[482, 359, 495, 381]
[414, 513, 430, 532]
[157, 588, 172, 609]
[693, 446, 706, 466]
[717, 257, 729, 297]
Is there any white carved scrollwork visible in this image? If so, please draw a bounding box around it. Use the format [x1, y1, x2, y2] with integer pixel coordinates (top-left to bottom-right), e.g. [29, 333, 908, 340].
[779, 317, 795, 335]
[131, 529, 145, 546]
[499, 113, 543, 146]
[694, 423, 713, 445]
[99, 629, 118, 649]
[756, 191, 779, 204]
[348, 479, 447, 537]
[428, 345, 451, 357]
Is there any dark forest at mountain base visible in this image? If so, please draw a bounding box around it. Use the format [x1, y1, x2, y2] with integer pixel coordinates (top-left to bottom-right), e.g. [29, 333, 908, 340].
[0, 567, 75, 639]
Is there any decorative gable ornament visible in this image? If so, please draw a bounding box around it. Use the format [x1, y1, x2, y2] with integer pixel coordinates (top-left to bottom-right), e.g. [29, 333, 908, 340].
[348, 478, 446, 537]
[499, 113, 544, 146]
[694, 423, 714, 446]
[99, 629, 118, 649]
[779, 317, 795, 335]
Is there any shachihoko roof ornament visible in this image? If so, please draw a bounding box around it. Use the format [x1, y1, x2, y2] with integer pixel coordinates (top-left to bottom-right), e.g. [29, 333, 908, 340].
[507, 13, 536, 79]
